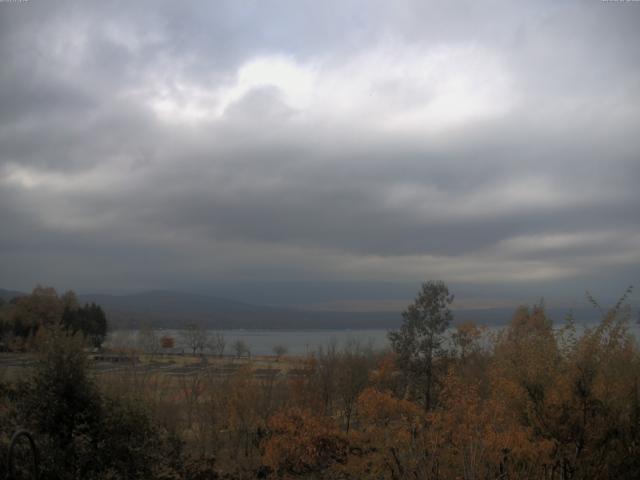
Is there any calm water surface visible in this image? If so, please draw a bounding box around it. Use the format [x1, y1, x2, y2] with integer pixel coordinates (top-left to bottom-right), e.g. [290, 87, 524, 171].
[108, 329, 390, 356]
[107, 323, 640, 356]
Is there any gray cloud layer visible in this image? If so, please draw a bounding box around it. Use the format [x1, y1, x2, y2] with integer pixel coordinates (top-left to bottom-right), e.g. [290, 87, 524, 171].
[1, 0, 638, 306]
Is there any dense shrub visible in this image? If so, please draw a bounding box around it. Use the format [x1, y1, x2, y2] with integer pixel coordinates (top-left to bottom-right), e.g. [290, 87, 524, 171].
[0, 327, 184, 480]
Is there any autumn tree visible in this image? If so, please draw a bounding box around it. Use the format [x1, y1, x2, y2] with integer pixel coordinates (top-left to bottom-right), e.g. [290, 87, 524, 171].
[138, 324, 160, 356]
[349, 387, 428, 479]
[427, 368, 554, 480]
[335, 339, 371, 432]
[493, 303, 559, 435]
[160, 335, 175, 349]
[181, 323, 209, 356]
[233, 339, 249, 358]
[388, 280, 454, 410]
[8, 286, 63, 342]
[451, 321, 490, 387]
[369, 353, 404, 397]
[451, 321, 486, 361]
[209, 331, 226, 357]
[262, 407, 347, 477]
[549, 289, 640, 478]
[2, 286, 108, 349]
[312, 341, 339, 415]
[225, 367, 263, 461]
[272, 344, 287, 361]
[487, 291, 640, 478]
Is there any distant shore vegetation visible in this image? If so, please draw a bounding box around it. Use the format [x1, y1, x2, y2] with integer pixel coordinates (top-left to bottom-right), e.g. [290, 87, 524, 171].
[0, 285, 107, 351]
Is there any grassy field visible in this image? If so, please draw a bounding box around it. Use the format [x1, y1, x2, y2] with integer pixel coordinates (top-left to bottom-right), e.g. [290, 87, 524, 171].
[0, 351, 307, 382]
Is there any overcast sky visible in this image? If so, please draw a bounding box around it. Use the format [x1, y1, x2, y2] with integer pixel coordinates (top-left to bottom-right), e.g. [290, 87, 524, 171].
[1, 0, 638, 309]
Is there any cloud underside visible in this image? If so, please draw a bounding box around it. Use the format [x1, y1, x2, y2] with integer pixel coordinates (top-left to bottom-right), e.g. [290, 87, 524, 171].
[0, 0, 638, 297]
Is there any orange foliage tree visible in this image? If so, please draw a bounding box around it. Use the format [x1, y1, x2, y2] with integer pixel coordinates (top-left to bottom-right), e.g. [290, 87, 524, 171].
[262, 407, 347, 478]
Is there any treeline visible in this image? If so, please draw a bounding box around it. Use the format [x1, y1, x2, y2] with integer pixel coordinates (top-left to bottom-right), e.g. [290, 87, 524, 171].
[1, 282, 639, 479]
[257, 283, 640, 479]
[0, 286, 108, 350]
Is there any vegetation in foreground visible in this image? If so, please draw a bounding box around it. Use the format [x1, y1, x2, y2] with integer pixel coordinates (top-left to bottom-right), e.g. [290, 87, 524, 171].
[0, 283, 639, 479]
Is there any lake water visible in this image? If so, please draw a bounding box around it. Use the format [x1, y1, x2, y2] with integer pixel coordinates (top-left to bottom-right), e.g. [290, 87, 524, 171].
[107, 328, 392, 356]
[107, 322, 640, 356]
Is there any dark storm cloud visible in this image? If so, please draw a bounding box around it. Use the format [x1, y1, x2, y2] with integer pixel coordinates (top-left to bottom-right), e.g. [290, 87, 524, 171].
[0, 0, 638, 304]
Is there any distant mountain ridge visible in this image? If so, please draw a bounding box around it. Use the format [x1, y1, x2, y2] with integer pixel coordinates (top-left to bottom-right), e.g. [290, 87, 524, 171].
[1, 288, 606, 329]
[77, 290, 403, 329]
[78, 290, 288, 329]
[0, 288, 25, 302]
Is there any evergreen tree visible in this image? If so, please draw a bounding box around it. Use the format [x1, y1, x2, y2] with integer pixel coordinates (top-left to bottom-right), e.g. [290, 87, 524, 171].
[388, 280, 453, 410]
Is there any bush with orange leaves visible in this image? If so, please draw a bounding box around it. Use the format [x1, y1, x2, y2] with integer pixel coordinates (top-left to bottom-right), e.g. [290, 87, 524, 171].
[368, 352, 404, 398]
[343, 387, 429, 479]
[262, 407, 348, 478]
[428, 369, 555, 480]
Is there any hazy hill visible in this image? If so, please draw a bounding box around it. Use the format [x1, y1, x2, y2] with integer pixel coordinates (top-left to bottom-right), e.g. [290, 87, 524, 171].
[79, 290, 279, 329]
[2, 288, 608, 329]
[77, 290, 402, 329]
[0, 288, 25, 302]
